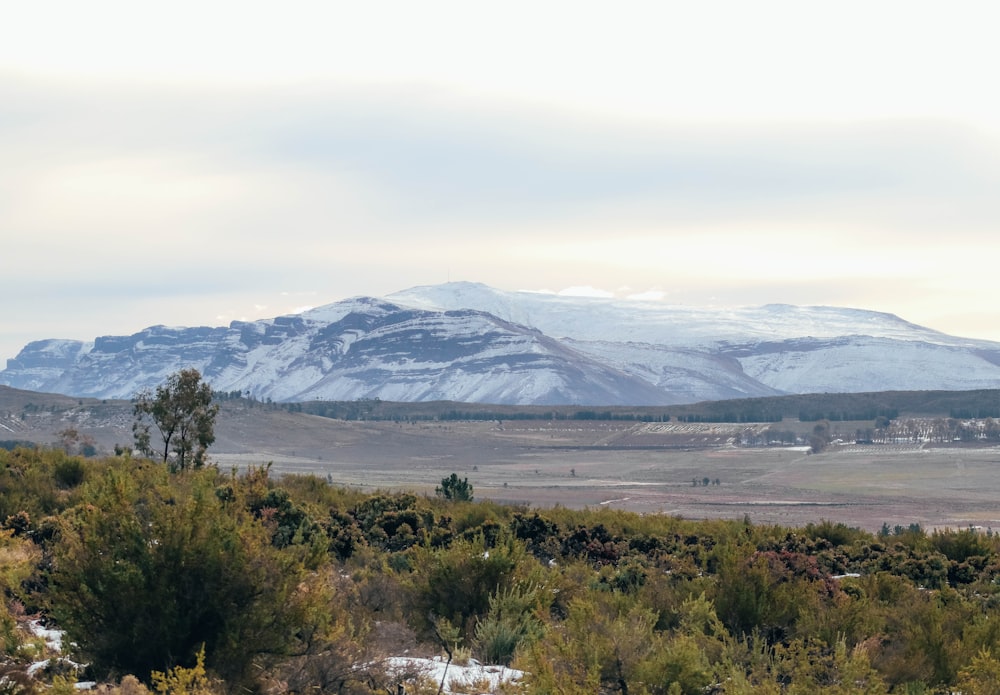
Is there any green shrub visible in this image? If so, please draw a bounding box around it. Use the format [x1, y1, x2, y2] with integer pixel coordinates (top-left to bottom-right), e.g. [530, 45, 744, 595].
[47, 464, 318, 686]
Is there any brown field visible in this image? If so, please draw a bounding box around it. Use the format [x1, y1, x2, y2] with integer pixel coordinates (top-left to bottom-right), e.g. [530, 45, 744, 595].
[5, 390, 1000, 533]
[210, 414, 1000, 533]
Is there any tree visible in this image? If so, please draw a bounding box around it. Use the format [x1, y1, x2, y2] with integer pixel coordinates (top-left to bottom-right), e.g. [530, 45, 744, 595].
[809, 420, 832, 454]
[435, 473, 473, 501]
[58, 427, 96, 457]
[133, 369, 219, 471]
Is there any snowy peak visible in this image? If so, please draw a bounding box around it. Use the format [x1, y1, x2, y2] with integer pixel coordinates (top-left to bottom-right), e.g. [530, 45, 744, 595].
[4, 282, 1000, 405]
[388, 283, 963, 347]
[1, 298, 664, 405]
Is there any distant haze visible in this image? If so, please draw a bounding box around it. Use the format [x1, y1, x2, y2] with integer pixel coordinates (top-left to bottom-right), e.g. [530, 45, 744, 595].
[3, 2, 1000, 363]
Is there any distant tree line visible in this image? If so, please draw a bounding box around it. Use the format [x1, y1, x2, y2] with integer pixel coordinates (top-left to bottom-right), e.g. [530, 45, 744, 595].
[291, 401, 675, 423]
[797, 406, 899, 422]
[739, 428, 801, 447]
[949, 406, 1000, 418]
[167, 389, 1000, 427]
[674, 411, 783, 423]
[275, 390, 1000, 425]
[862, 417, 1000, 444]
[445, 409, 673, 423]
[675, 389, 1000, 424]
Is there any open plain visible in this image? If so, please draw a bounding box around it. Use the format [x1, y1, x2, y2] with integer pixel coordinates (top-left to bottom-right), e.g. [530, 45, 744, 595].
[210, 412, 1000, 533]
[4, 388, 1000, 533]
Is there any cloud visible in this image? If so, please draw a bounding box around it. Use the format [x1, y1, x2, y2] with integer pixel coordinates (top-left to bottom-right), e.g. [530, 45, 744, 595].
[9, 76, 998, 231]
[6, 76, 1000, 243]
[4, 70, 1000, 361]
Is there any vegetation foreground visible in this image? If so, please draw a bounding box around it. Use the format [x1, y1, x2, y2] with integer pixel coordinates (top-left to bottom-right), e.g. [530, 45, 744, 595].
[6, 447, 1000, 694]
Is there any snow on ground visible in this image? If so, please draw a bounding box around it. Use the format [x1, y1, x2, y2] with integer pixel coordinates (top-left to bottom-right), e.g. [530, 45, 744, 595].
[384, 656, 523, 694]
[29, 620, 64, 651]
[25, 621, 519, 694]
[26, 620, 94, 688]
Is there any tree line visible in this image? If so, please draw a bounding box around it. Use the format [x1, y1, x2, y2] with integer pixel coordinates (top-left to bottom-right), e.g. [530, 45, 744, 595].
[278, 390, 1000, 425]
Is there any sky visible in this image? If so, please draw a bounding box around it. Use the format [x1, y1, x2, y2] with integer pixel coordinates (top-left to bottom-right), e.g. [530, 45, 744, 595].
[3, 1, 1000, 364]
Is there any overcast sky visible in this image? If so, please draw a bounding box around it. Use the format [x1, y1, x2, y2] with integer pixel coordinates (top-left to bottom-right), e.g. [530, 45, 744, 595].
[3, 1, 1000, 364]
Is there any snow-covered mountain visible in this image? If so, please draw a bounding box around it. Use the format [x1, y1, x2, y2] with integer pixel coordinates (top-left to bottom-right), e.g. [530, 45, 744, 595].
[4, 282, 1000, 404]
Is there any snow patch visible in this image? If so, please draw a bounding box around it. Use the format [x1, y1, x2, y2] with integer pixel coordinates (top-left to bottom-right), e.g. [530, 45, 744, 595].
[29, 620, 63, 651]
[383, 656, 523, 694]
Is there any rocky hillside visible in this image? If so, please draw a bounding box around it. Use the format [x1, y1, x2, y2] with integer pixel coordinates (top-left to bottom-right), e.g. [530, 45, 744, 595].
[4, 282, 1000, 404]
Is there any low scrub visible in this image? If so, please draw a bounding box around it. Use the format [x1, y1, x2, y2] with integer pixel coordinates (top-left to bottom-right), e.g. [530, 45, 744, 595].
[3, 448, 1000, 693]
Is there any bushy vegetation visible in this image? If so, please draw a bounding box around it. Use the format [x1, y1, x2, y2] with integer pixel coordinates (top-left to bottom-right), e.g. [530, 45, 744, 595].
[7, 447, 1000, 693]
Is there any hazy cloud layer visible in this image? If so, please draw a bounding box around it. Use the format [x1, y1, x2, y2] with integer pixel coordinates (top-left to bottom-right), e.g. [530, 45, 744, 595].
[3, 3, 1000, 362]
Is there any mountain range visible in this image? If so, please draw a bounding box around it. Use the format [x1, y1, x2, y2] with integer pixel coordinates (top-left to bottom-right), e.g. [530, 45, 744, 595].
[4, 282, 1000, 405]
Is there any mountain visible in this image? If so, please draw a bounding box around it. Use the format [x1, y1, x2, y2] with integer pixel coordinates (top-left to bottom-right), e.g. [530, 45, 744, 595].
[388, 283, 1000, 395]
[4, 282, 1000, 405]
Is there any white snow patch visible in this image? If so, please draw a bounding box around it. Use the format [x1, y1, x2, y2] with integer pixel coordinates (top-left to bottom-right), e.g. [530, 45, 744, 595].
[26, 621, 88, 686]
[383, 656, 523, 694]
[29, 620, 63, 651]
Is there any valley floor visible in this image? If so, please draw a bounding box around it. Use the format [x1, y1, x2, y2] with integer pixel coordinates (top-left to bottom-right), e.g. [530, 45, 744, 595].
[6, 391, 999, 532]
[210, 417, 1000, 532]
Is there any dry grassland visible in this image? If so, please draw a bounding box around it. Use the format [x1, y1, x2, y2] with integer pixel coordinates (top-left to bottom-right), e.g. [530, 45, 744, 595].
[209, 414, 1000, 532]
[5, 387, 998, 532]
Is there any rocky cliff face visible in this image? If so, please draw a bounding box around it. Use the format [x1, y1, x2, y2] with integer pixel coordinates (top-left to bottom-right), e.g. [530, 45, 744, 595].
[5, 283, 1000, 404]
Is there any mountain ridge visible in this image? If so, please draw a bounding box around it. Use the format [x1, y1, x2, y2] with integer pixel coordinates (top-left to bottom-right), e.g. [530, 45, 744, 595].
[4, 282, 1000, 405]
